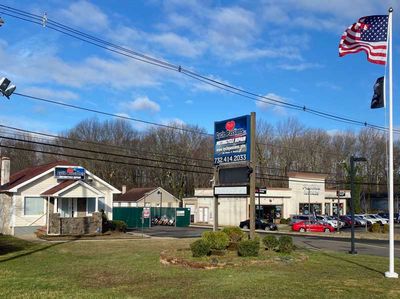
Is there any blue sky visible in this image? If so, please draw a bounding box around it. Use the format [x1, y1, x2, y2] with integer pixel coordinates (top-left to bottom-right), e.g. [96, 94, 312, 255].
[0, 0, 399, 136]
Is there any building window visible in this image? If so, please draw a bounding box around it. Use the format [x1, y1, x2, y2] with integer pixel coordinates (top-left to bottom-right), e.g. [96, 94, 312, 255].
[87, 198, 96, 215]
[299, 203, 322, 215]
[24, 197, 44, 216]
[98, 197, 105, 212]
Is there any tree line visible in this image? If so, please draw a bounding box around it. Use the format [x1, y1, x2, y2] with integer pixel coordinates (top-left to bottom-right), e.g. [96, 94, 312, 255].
[0, 117, 397, 208]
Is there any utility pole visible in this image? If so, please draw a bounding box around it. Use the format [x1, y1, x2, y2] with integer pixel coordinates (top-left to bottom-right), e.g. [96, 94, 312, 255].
[249, 112, 256, 239]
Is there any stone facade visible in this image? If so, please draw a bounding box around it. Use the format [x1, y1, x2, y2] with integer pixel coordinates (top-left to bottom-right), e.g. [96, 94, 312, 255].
[0, 193, 12, 235]
[48, 212, 102, 235]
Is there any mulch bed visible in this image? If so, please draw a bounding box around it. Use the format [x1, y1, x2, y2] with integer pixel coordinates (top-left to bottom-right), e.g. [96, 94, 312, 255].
[160, 248, 308, 269]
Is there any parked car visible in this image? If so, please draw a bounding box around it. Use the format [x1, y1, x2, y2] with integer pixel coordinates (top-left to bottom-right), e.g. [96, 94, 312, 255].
[315, 215, 344, 228]
[353, 215, 368, 226]
[239, 219, 278, 231]
[289, 214, 313, 226]
[339, 215, 353, 227]
[292, 220, 334, 233]
[366, 214, 388, 225]
[378, 213, 400, 223]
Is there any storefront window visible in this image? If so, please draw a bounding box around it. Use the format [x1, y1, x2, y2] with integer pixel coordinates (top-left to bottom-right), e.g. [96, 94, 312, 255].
[324, 203, 330, 215]
[299, 203, 322, 215]
[24, 197, 44, 215]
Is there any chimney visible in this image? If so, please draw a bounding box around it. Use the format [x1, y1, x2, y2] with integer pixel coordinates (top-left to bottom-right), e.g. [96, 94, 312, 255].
[122, 185, 126, 194]
[1, 157, 10, 186]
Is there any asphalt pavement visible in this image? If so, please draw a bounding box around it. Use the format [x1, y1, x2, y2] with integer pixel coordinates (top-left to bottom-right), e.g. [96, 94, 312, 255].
[128, 225, 400, 258]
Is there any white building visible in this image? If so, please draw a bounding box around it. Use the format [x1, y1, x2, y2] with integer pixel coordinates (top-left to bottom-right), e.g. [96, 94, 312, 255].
[113, 186, 180, 208]
[0, 158, 120, 236]
[183, 172, 349, 226]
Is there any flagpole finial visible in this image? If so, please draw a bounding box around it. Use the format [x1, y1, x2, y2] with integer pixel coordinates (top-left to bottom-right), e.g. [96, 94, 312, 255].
[389, 7, 393, 13]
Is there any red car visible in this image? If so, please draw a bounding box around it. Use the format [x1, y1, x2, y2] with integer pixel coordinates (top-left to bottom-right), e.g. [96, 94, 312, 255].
[292, 220, 334, 233]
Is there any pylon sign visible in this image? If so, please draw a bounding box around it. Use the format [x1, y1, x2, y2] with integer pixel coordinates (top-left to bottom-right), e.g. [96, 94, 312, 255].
[214, 115, 251, 165]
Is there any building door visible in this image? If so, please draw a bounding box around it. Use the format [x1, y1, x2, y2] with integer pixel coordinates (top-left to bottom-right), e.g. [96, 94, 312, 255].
[198, 207, 209, 223]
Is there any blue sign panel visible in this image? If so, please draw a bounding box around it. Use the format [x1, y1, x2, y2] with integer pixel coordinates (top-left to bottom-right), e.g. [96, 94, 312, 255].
[54, 167, 86, 180]
[214, 115, 251, 165]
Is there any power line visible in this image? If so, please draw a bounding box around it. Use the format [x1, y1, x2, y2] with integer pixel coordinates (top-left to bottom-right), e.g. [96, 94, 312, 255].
[0, 134, 214, 171]
[0, 5, 396, 135]
[0, 142, 213, 175]
[0, 124, 214, 163]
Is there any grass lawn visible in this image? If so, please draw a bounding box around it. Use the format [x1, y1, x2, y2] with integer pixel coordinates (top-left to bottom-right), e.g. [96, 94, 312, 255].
[1, 235, 400, 298]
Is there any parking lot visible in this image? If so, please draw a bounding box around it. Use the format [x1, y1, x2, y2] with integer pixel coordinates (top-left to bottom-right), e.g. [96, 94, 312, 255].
[128, 224, 400, 257]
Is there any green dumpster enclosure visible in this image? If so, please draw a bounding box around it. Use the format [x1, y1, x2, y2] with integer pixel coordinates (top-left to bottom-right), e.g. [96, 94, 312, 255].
[112, 207, 190, 228]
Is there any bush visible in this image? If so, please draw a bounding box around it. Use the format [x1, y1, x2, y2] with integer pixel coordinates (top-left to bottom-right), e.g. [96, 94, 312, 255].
[279, 218, 289, 224]
[262, 235, 279, 251]
[222, 226, 246, 243]
[369, 223, 381, 233]
[238, 238, 260, 257]
[111, 220, 127, 232]
[382, 224, 389, 233]
[202, 231, 229, 250]
[190, 239, 211, 257]
[278, 236, 294, 254]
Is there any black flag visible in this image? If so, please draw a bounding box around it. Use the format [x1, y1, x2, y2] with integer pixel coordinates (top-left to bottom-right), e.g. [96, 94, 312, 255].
[371, 76, 384, 109]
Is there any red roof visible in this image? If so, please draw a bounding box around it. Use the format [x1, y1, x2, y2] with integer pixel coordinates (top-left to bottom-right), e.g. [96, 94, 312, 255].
[0, 160, 76, 191]
[115, 187, 156, 202]
[41, 180, 76, 196]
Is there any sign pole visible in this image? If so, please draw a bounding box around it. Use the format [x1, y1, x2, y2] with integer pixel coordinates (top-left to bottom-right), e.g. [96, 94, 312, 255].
[213, 167, 219, 232]
[249, 112, 256, 240]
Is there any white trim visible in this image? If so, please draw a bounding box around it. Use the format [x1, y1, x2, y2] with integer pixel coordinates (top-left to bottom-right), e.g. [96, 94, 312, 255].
[8, 165, 121, 194]
[55, 180, 102, 197]
[85, 169, 121, 194]
[9, 168, 55, 192]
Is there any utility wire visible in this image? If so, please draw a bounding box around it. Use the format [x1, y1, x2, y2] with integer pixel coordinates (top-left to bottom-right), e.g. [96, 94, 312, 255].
[0, 124, 214, 163]
[0, 134, 214, 171]
[0, 5, 396, 134]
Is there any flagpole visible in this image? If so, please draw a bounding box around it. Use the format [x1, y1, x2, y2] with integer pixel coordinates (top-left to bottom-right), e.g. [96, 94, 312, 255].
[385, 7, 398, 279]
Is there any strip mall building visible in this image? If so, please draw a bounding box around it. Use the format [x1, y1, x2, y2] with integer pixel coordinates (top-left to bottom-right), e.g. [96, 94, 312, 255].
[183, 172, 350, 226]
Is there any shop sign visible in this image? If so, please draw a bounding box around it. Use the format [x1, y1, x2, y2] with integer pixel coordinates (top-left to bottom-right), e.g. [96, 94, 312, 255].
[214, 115, 251, 165]
[214, 185, 249, 196]
[54, 167, 85, 180]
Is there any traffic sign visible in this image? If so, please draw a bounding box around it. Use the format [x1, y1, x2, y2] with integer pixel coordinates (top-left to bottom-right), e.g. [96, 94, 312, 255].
[256, 187, 267, 194]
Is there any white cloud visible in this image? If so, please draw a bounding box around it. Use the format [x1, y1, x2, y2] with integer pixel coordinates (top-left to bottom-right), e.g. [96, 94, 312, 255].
[58, 0, 109, 33]
[150, 33, 205, 58]
[185, 99, 193, 104]
[21, 87, 79, 101]
[126, 96, 160, 112]
[277, 62, 323, 71]
[316, 81, 342, 91]
[256, 93, 288, 115]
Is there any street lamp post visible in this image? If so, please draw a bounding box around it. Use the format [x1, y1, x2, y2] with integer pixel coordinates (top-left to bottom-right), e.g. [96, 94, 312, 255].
[349, 155, 366, 255]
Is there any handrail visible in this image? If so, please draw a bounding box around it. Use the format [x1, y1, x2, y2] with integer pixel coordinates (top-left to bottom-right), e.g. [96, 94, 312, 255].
[27, 213, 47, 226]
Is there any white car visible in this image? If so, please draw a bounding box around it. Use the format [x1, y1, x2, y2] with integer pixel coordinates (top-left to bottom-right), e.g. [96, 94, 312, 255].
[316, 215, 340, 228]
[367, 214, 388, 225]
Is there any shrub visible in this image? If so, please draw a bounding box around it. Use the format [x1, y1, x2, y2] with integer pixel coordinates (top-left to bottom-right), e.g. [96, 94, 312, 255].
[111, 220, 127, 232]
[382, 224, 389, 234]
[278, 236, 294, 254]
[279, 218, 289, 224]
[222, 226, 247, 243]
[202, 231, 229, 250]
[262, 235, 279, 251]
[369, 223, 381, 233]
[190, 239, 211, 257]
[238, 238, 260, 257]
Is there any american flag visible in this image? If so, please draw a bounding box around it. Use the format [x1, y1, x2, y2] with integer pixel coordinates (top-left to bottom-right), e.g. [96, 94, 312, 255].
[339, 15, 388, 65]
